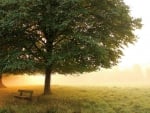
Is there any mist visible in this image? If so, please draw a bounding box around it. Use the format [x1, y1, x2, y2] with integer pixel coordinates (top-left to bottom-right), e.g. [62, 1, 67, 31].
[3, 64, 150, 87]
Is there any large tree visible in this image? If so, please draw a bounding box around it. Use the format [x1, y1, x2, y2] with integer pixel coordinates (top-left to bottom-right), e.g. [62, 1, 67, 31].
[0, 0, 141, 94]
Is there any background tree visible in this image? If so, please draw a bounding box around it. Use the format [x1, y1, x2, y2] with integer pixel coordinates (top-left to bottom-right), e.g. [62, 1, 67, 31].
[0, 0, 142, 94]
[0, 75, 6, 88]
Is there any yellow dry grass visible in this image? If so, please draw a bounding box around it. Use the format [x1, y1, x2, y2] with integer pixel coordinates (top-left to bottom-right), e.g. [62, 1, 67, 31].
[0, 85, 150, 113]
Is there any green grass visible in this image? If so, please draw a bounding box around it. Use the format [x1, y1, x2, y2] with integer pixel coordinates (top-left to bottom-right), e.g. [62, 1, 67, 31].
[1, 85, 150, 113]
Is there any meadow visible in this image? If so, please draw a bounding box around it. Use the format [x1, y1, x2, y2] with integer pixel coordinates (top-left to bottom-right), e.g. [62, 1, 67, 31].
[0, 85, 150, 113]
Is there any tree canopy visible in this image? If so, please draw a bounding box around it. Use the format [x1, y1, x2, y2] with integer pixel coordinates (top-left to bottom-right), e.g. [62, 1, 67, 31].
[0, 0, 142, 94]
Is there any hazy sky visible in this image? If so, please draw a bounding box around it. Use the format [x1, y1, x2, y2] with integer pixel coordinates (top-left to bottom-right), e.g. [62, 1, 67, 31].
[3, 0, 150, 87]
[120, 0, 150, 68]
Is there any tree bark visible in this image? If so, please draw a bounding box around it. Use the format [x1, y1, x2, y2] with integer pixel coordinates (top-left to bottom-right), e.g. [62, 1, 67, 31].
[43, 66, 52, 95]
[0, 75, 6, 88]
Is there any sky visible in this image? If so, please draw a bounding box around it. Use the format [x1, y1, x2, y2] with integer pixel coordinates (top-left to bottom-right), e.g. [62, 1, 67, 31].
[3, 0, 150, 87]
[120, 0, 150, 68]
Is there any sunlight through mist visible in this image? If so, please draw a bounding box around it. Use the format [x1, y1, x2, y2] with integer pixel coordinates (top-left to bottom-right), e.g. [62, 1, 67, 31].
[3, 64, 150, 87]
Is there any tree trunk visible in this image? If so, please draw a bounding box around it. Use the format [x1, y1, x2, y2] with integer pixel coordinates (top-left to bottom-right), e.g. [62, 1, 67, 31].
[0, 75, 6, 88]
[43, 66, 52, 95]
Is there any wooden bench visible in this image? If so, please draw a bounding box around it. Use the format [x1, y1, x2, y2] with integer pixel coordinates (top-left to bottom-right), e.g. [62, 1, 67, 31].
[14, 89, 33, 101]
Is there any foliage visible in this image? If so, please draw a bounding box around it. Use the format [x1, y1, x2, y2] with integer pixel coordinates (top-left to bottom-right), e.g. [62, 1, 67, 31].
[0, 0, 142, 75]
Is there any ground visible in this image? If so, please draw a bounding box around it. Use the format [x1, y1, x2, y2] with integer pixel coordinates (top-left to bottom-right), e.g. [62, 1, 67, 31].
[0, 85, 150, 113]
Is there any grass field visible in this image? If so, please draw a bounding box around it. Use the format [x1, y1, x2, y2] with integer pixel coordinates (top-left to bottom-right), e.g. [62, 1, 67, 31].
[0, 85, 150, 113]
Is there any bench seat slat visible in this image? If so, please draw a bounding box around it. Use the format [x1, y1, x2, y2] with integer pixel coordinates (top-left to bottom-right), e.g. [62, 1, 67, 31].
[14, 95, 31, 100]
